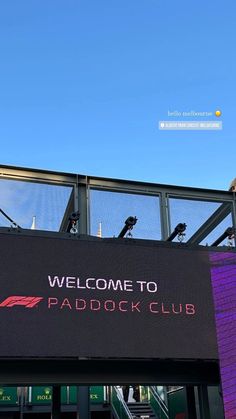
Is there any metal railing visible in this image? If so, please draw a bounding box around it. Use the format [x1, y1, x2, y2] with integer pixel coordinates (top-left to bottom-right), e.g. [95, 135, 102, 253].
[111, 386, 133, 419]
[149, 386, 169, 419]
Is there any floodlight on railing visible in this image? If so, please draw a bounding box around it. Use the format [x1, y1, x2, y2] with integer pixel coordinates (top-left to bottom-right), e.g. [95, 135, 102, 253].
[0, 208, 21, 229]
[167, 223, 187, 242]
[66, 210, 80, 234]
[118, 216, 137, 238]
[211, 227, 235, 247]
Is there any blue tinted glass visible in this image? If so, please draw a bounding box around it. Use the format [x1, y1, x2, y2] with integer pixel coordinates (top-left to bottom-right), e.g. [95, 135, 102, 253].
[0, 179, 72, 231]
[90, 189, 161, 240]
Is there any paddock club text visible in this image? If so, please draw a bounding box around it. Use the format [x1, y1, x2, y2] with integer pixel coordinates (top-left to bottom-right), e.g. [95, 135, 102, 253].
[47, 275, 196, 316]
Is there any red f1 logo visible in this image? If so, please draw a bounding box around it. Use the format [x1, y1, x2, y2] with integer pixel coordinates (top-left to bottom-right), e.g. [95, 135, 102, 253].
[0, 296, 43, 308]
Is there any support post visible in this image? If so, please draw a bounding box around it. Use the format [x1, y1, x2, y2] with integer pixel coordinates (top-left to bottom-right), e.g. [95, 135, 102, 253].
[78, 182, 88, 235]
[77, 386, 90, 419]
[20, 387, 24, 419]
[51, 385, 61, 419]
[198, 385, 210, 419]
[159, 191, 170, 240]
[186, 386, 197, 419]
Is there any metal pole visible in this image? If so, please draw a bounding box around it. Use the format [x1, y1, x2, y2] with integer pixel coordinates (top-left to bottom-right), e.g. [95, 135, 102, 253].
[77, 386, 90, 419]
[20, 387, 24, 419]
[198, 385, 210, 419]
[78, 182, 88, 235]
[186, 386, 197, 419]
[51, 385, 61, 419]
[0, 208, 20, 228]
[159, 192, 169, 240]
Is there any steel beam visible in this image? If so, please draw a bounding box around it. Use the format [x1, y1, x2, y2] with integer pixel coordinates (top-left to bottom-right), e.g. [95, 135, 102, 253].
[160, 192, 170, 240]
[187, 202, 232, 245]
[0, 164, 234, 204]
[79, 182, 89, 234]
[0, 165, 78, 186]
[0, 359, 220, 386]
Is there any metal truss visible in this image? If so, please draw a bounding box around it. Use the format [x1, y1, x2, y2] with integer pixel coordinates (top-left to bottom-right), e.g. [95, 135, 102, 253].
[0, 164, 236, 246]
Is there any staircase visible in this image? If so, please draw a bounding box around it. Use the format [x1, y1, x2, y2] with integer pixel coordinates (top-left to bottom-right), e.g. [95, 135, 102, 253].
[127, 402, 158, 419]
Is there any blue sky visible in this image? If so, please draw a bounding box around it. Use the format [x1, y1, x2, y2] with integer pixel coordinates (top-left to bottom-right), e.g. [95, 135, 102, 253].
[0, 0, 235, 190]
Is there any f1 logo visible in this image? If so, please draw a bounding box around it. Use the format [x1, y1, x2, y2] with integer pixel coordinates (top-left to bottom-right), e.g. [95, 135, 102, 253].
[0, 296, 43, 308]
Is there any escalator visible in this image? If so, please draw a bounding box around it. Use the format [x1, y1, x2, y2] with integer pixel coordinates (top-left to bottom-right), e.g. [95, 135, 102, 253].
[111, 386, 169, 419]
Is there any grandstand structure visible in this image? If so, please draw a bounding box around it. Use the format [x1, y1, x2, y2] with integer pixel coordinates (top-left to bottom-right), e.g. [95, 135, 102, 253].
[0, 164, 235, 419]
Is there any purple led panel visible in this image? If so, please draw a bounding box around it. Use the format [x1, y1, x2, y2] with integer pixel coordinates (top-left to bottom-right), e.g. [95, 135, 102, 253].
[210, 251, 236, 419]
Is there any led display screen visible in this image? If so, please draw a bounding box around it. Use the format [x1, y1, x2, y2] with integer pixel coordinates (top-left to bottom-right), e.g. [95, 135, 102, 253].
[0, 232, 218, 359]
[210, 252, 236, 418]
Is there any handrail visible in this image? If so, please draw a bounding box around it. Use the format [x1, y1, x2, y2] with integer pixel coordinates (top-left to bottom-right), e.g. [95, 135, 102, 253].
[149, 386, 169, 419]
[150, 386, 168, 413]
[111, 386, 133, 419]
[167, 386, 184, 395]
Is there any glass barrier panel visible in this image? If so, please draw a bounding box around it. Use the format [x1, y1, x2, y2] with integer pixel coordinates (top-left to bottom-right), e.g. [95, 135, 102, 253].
[90, 189, 161, 240]
[0, 179, 73, 231]
[169, 198, 226, 243]
[200, 213, 234, 246]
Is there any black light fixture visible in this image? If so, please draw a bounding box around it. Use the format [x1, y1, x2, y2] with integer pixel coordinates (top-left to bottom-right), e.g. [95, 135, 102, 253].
[0, 208, 21, 229]
[211, 227, 234, 247]
[66, 210, 80, 233]
[167, 223, 187, 242]
[118, 216, 137, 238]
